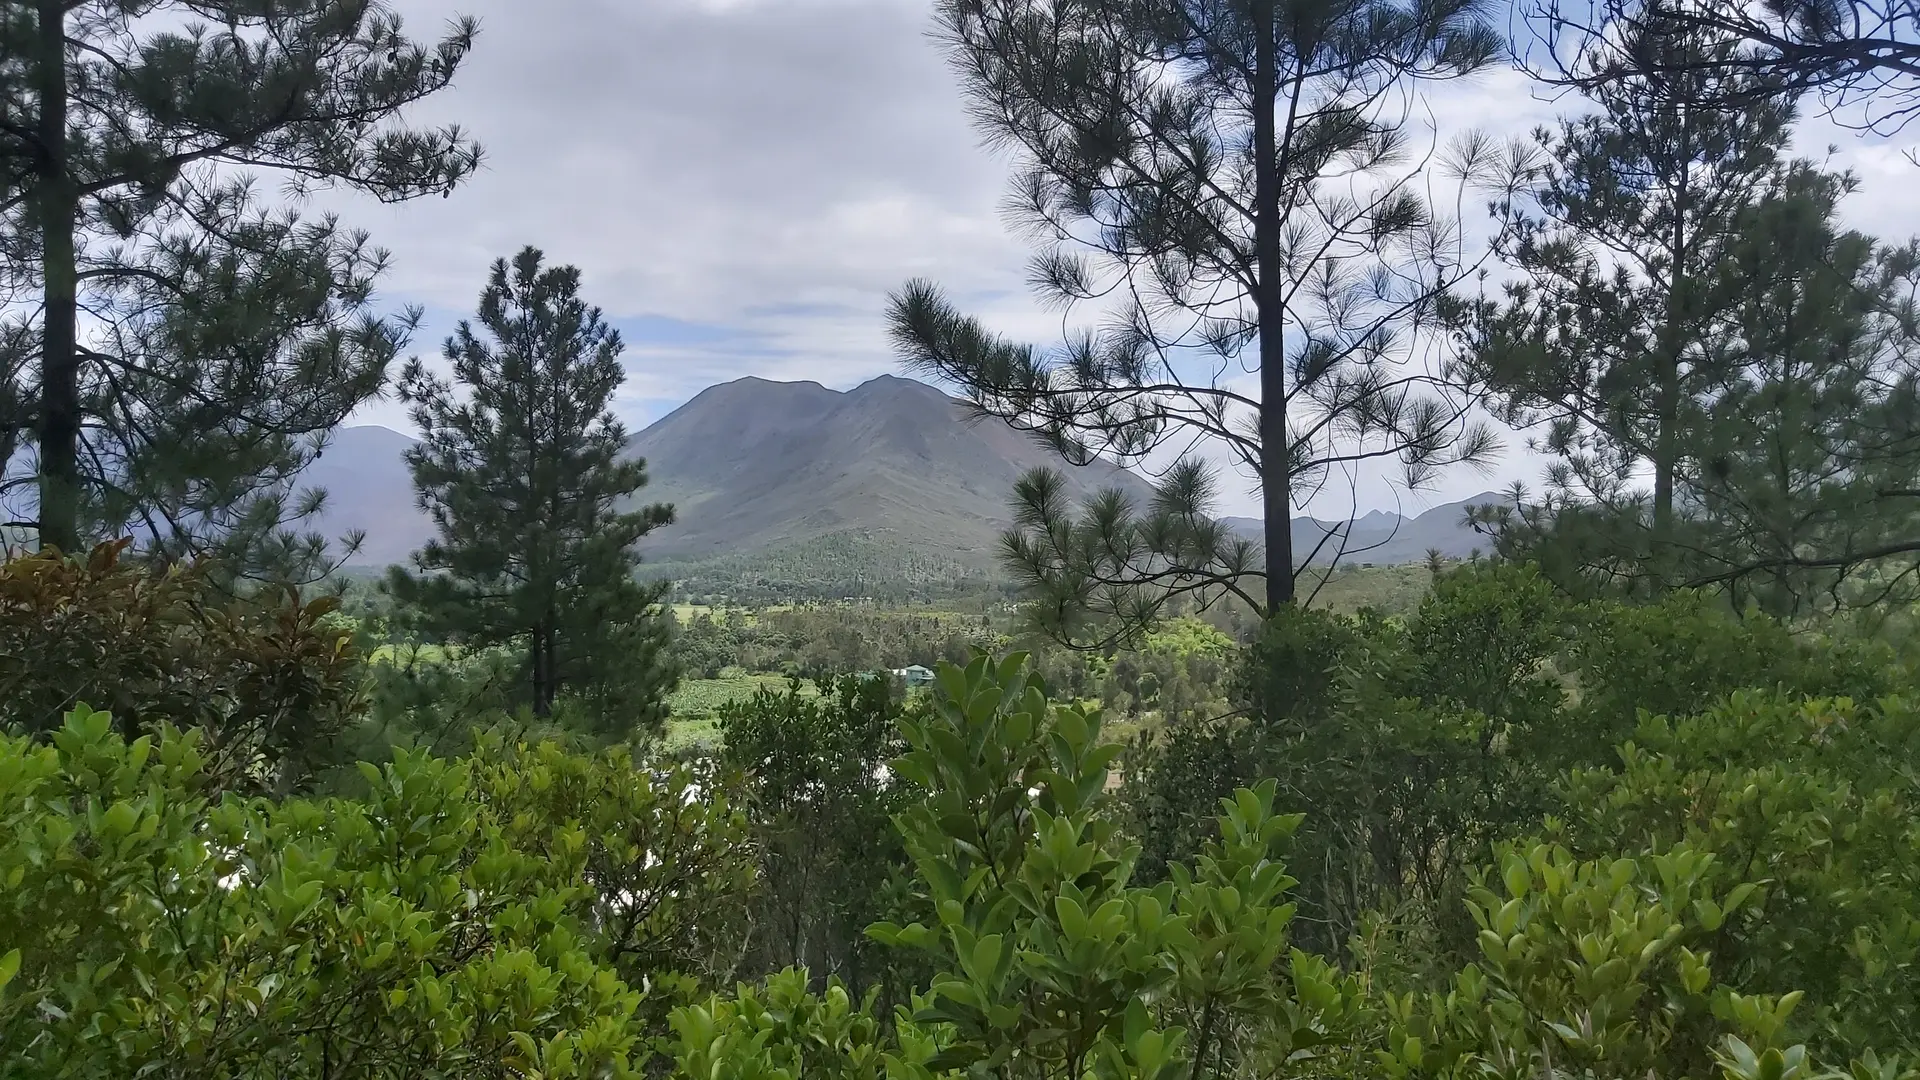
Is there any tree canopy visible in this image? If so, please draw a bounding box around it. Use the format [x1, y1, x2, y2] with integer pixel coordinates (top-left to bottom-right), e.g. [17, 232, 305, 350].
[1448, 21, 1920, 613]
[387, 246, 677, 731]
[0, 0, 480, 580]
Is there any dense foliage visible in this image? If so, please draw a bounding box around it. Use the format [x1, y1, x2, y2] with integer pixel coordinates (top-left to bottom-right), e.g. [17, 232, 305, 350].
[649, 534, 1017, 607]
[0, 539, 366, 795]
[1122, 562, 1911, 956]
[0, 709, 749, 1078]
[386, 247, 677, 731]
[715, 674, 926, 1007]
[1, 0, 480, 577]
[6, 618, 1914, 1079]
[674, 606, 1003, 681]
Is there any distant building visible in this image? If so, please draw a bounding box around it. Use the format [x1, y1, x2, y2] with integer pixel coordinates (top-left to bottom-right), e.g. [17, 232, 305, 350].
[893, 664, 935, 687]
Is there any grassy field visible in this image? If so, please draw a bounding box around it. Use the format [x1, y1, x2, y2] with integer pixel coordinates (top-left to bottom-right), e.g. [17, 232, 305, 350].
[1305, 562, 1437, 615]
[669, 672, 816, 713]
[662, 673, 822, 753]
[661, 716, 722, 754]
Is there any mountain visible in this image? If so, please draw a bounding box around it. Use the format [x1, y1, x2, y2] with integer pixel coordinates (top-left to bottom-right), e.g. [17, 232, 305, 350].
[1219, 490, 1504, 566]
[302, 425, 435, 566]
[620, 373, 1155, 562]
[306, 375, 1156, 570]
[301, 374, 1498, 575]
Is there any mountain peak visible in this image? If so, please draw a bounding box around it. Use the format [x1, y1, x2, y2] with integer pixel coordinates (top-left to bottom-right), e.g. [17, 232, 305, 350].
[306, 374, 1489, 572]
[622, 373, 1148, 560]
[735, 374, 826, 391]
[687, 374, 833, 404]
[329, 424, 416, 450]
[846, 372, 949, 401]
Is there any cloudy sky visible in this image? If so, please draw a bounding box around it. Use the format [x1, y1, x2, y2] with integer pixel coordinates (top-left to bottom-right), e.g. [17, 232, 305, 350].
[327, 0, 1920, 517]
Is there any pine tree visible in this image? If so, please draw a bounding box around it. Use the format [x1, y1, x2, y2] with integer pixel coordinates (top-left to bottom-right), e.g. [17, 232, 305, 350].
[1449, 23, 1790, 594]
[0, 0, 481, 580]
[387, 247, 678, 733]
[1530, 0, 1920, 140]
[886, 0, 1511, 645]
[1684, 164, 1920, 616]
[1452, 23, 1920, 613]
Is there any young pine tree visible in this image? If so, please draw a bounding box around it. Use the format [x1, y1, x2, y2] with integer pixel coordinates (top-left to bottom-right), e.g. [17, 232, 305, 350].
[387, 247, 677, 733]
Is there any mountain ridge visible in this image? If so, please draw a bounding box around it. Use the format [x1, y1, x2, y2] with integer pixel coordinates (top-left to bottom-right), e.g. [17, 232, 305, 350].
[303, 375, 1497, 574]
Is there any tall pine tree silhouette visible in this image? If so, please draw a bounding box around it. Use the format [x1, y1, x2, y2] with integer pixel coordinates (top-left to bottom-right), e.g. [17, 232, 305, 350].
[389, 247, 677, 731]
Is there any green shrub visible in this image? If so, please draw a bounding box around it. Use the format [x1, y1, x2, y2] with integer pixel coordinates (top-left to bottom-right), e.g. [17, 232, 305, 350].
[0, 705, 755, 1078]
[1125, 564, 1583, 955]
[717, 674, 923, 1002]
[869, 654, 1375, 1080]
[1549, 693, 1920, 1059]
[1124, 562, 1919, 965]
[0, 540, 366, 794]
[0, 709, 639, 1077]
[1386, 842, 1799, 1080]
[7, 609, 1914, 1080]
[1563, 590, 1906, 745]
[669, 967, 952, 1080]
[674, 652, 1913, 1080]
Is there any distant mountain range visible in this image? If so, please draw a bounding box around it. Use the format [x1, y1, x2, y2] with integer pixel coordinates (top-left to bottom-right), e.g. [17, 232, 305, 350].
[301, 374, 1498, 572]
[1221, 497, 1503, 569]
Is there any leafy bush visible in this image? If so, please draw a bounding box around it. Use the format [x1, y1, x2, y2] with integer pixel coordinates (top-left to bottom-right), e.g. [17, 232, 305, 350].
[1563, 590, 1906, 745]
[0, 540, 366, 794]
[1120, 603, 1363, 888]
[1548, 693, 1920, 1060]
[1385, 842, 1801, 1080]
[1122, 561, 1919, 962]
[868, 654, 1374, 1080]
[470, 733, 757, 1001]
[0, 706, 755, 1077]
[717, 674, 923, 1002]
[1124, 564, 1580, 954]
[0, 709, 641, 1077]
[668, 967, 953, 1080]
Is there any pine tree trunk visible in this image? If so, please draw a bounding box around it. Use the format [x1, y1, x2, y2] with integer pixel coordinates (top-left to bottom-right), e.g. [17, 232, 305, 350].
[1653, 344, 1679, 543]
[1652, 95, 1693, 582]
[1253, 0, 1294, 611]
[531, 622, 555, 718]
[34, 0, 81, 554]
[1653, 265, 1682, 556]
